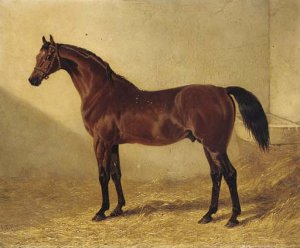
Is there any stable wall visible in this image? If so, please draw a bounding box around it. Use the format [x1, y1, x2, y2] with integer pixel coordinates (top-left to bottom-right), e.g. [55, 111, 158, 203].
[270, 0, 300, 124]
[0, 0, 270, 179]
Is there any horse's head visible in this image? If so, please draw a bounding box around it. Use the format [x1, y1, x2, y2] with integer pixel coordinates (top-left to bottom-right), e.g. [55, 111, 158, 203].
[28, 35, 61, 86]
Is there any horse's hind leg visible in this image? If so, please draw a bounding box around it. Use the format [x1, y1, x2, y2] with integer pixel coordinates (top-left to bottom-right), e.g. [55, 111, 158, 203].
[220, 153, 241, 227]
[110, 145, 126, 217]
[199, 147, 222, 224]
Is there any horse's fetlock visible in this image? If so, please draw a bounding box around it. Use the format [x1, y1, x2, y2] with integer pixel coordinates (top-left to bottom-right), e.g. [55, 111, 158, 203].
[233, 207, 241, 215]
[209, 206, 218, 214]
[119, 199, 126, 207]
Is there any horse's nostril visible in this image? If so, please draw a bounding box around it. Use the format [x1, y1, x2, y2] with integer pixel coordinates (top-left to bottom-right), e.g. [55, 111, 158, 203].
[29, 77, 36, 85]
[29, 76, 41, 86]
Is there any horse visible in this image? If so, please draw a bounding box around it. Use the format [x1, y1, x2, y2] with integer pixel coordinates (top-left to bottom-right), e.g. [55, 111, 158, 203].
[28, 35, 269, 227]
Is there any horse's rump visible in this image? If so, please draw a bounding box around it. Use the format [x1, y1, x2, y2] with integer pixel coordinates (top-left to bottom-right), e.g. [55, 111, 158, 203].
[176, 85, 235, 150]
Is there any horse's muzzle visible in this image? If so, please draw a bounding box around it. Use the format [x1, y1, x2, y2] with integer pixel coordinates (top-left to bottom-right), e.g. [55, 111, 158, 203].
[28, 76, 42, 86]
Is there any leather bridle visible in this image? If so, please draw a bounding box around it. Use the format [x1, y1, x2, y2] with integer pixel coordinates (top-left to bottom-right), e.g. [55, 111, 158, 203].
[34, 44, 61, 80]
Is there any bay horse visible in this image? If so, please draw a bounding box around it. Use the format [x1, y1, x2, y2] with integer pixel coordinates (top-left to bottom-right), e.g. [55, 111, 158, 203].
[28, 35, 269, 227]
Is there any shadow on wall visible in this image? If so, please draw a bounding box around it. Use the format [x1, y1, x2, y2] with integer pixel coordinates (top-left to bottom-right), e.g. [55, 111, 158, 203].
[0, 86, 208, 180]
[0, 86, 239, 180]
[0, 87, 96, 178]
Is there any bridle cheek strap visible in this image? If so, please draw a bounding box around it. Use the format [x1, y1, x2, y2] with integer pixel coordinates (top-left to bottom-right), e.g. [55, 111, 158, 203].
[34, 44, 61, 80]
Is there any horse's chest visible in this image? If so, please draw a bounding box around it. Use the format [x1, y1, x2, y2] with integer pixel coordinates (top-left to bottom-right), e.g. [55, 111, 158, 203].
[82, 90, 106, 113]
[81, 104, 106, 137]
[82, 108, 118, 141]
[82, 120, 94, 136]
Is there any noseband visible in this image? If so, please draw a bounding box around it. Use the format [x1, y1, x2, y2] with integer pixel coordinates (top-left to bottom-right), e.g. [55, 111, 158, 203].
[34, 44, 61, 80]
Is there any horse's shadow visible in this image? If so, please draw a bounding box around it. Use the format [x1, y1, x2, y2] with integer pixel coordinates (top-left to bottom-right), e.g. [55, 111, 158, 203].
[123, 198, 206, 216]
[118, 193, 276, 226]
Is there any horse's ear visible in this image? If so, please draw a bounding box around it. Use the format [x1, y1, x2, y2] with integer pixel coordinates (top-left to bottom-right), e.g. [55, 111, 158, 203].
[49, 34, 55, 45]
[42, 36, 47, 44]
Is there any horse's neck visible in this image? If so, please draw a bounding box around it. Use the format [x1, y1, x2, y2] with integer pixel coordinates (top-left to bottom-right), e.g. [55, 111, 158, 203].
[59, 44, 108, 100]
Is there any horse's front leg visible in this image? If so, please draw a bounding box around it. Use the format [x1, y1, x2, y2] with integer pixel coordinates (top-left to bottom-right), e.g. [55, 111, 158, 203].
[92, 139, 112, 221]
[110, 145, 126, 217]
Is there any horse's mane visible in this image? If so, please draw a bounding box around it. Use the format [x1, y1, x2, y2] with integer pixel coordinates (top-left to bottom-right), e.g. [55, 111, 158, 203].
[60, 43, 138, 89]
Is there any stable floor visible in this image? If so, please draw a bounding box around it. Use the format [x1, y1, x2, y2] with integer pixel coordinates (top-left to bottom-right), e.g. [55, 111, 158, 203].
[0, 144, 299, 247]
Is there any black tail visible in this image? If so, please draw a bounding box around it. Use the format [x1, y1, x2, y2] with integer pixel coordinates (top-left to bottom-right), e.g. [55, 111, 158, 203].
[227, 86, 269, 151]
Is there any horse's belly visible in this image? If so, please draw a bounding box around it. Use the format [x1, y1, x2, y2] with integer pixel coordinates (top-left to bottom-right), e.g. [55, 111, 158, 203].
[118, 114, 186, 146]
[119, 136, 186, 146]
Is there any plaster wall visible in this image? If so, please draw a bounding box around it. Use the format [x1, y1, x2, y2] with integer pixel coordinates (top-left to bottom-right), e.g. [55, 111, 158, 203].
[0, 0, 269, 179]
[270, 0, 300, 124]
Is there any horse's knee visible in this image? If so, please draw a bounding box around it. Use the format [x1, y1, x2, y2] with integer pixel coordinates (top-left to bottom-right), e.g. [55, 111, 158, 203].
[111, 162, 121, 182]
[223, 167, 237, 185]
[226, 167, 236, 178]
[210, 172, 222, 188]
[111, 170, 121, 182]
[99, 169, 110, 185]
[211, 171, 222, 181]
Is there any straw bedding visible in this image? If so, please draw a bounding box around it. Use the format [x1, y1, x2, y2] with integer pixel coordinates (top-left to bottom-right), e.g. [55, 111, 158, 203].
[0, 143, 299, 247]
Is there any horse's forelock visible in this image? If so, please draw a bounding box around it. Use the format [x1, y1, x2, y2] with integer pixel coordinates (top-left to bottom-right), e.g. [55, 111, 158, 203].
[41, 42, 50, 50]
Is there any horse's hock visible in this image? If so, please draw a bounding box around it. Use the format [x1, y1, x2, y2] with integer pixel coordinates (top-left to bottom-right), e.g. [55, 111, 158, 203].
[235, 113, 300, 145]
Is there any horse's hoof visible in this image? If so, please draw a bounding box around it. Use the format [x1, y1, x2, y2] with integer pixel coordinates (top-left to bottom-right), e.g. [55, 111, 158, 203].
[225, 219, 239, 228]
[110, 208, 123, 217]
[198, 215, 212, 224]
[92, 213, 106, 222]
